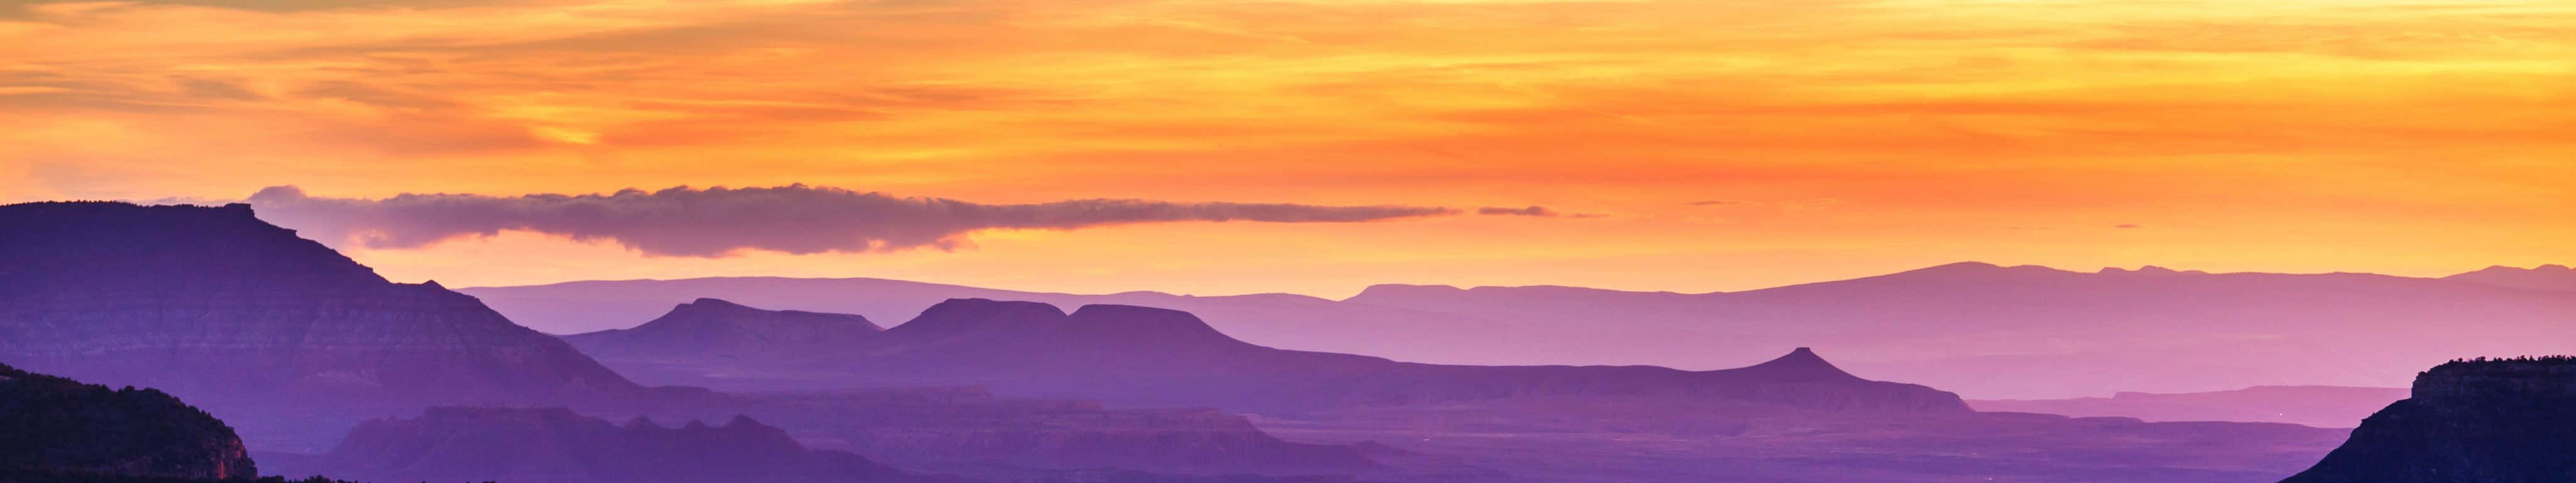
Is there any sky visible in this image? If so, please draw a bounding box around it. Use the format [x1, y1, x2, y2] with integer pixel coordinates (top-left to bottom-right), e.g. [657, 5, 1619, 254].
[4, 0, 2573, 296]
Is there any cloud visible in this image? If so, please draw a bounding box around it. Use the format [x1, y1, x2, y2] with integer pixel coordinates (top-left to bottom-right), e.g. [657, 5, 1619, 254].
[1478, 206, 1558, 216]
[2115, 223, 2143, 229]
[243, 184, 1460, 257]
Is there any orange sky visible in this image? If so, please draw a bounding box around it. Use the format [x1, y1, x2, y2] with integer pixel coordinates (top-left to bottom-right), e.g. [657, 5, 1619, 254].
[4, 0, 2573, 296]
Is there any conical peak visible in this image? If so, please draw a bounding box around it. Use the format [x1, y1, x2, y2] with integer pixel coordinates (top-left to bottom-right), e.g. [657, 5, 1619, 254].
[1739, 347, 1861, 380]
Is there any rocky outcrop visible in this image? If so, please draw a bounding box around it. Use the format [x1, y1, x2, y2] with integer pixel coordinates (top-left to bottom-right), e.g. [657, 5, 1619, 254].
[0, 362, 256, 480]
[565, 297, 882, 361]
[2280, 357, 2576, 482]
[270, 407, 933, 483]
[0, 202, 656, 450]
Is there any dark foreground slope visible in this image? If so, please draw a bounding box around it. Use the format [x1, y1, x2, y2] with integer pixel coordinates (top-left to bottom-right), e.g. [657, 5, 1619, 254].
[263, 407, 935, 483]
[2281, 357, 2576, 483]
[0, 363, 256, 480]
[577, 298, 1966, 414]
[0, 202, 681, 451]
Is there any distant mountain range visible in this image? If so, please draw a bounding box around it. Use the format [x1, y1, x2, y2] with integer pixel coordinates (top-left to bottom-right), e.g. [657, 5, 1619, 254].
[566, 297, 1968, 414]
[2280, 356, 2576, 482]
[1970, 386, 2409, 428]
[468, 262, 2576, 398]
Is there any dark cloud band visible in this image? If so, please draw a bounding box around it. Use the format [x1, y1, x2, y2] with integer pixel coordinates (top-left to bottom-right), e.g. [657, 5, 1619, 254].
[245, 185, 1460, 257]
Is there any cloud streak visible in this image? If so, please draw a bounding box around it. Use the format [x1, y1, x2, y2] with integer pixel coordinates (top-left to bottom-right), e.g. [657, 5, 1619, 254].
[246, 185, 1458, 257]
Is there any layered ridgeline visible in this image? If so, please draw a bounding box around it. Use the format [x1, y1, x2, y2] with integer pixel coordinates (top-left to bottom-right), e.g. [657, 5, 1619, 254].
[0, 202, 670, 451]
[564, 298, 883, 363]
[2281, 357, 2576, 483]
[465, 262, 2576, 399]
[0, 363, 256, 480]
[568, 298, 1966, 413]
[263, 407, 934, 483]
[1971, 386, 2409, 428]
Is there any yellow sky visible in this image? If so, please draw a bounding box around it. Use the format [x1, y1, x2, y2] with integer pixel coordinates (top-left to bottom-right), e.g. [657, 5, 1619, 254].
[4, 0, 2572, 296]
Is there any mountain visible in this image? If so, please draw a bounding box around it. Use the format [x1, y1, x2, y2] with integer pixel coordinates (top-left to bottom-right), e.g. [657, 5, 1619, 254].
[1971, 386, 2409, 428]
[570, 297, 1968, 414]
[2444, 264, 2576, 292]
[262, 407, 936, 483]
[2280, 356, 2576, 482]
[470, 262, 2576, 398]
[564, 297, 882, 362]
[0, 362, 256, 480]
[0, 202, 667, 451]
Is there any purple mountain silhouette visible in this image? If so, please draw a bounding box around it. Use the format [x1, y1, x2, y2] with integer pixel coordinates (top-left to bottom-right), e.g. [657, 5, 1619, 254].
[0, 202, 678, 452]
[1971, 386, 2409, 428]
[2443, 264, 2576, 292]
[473, 262, 2576, 398]
[567, 297, 1968, 414]
[2280, 357, 2576, 482]
[565, 297, 882, 362]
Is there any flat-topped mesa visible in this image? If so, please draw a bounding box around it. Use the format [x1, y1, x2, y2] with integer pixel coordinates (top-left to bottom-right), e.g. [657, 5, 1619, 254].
[883, 298, 1071, 339]
[642, 298, 879, 336]
[0, 202, 385, 288]
[2280, 356, 2576, 483]
[2411, 356, 2576, 402]
[1065, 304, 1251, 349]
[1, 201, 649, 451]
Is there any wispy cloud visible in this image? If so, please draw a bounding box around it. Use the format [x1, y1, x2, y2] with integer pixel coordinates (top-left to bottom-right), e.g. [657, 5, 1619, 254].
[246, 184, 1460, 257]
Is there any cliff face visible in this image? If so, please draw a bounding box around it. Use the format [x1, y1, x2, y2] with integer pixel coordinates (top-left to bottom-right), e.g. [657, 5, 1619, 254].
[273, 407, 927, 483]
[2280, 357, 2576, 482]
[0, 363, 257, 480]
[0, 202, 649, 450]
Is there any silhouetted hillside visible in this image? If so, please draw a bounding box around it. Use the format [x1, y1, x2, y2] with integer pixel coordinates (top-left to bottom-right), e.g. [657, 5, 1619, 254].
[0, 202, 673, 451]
[2281, 356, 2576, 482]
[0, 363, 255, 480]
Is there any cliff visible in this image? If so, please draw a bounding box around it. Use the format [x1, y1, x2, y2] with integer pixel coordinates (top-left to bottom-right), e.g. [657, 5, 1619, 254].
[0, 363, 256, 480]
[2279, 357, 2576, 482]
[0, 202, 652, 450]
